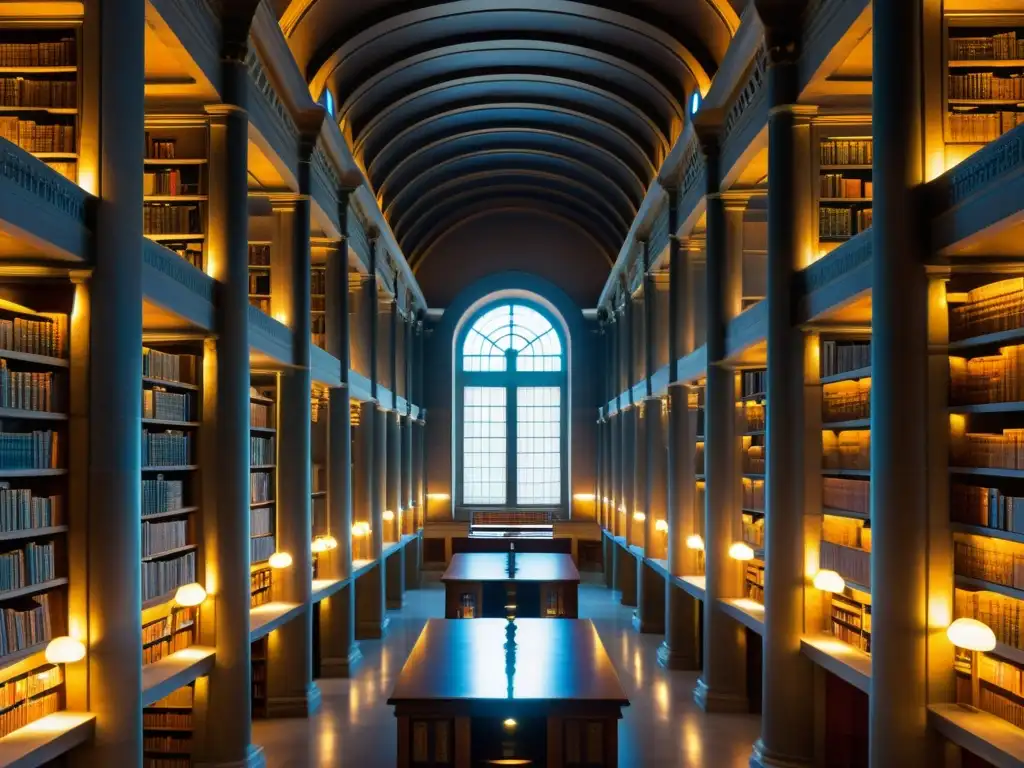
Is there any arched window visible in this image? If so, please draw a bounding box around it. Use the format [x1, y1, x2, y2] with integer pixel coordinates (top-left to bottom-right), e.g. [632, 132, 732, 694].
[457, 302, 567, 508]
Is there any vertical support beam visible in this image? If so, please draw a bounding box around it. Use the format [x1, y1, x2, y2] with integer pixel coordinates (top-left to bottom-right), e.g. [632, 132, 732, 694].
[320, 234, 361, 677]
[79, 0, 143, 759]
[195, 20, 261, 764]
[696, 132, 747, 714]
[870, 0, 930, 763]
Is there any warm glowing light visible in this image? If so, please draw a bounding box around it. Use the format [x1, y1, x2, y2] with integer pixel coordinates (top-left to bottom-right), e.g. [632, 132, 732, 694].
[947, 618, 997, 652]
[729, 542, 755, 561]
[686, 534, 704, 551]
[655, 519, 669, 533]
[573, 493, 596, 502]
[383, 510, 395, 522]
[503, 718, 517, 730]
[273, 311, 288, 325]
[174, 582, 207, 607]
[269, 552, 293, 569]
[426, 493, 451, 501]
[813, 569, 846, 594]
[321, 535, 338, 550]
[733, 598, 765, 613]
[353, 521, 371, 536]
[45, 636, 85, 665]
[633, 511, 646, 522]
[311, 538, 329, 553]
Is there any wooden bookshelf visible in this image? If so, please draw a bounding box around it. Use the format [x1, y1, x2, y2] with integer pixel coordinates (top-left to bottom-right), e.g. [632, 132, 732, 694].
[144, 683, 195, 766]
[248, 243, 270, 313]
[249, 380, 276, 566]
[251, 637, 267, 719]
[311, 264, 325, 350]
[141, 345, 200, 608]
[816, 133, 873, 250]
[143, 119, 209, 269]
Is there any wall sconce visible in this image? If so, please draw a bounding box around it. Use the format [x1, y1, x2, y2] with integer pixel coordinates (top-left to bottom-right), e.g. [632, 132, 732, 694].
[174, 582, 208, 608]
[45, 636, 86, 665]
[729, 542, 755, 561]
[813, 569, 845, 635]
[655, 519, 668, 533]
[632, 511, 646, 522]
[947, 618, 996, 709]
[269, 551, 293, 569]
[383, 510, 395, 523]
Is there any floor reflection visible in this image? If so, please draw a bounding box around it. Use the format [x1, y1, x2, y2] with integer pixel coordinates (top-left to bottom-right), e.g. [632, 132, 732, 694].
[254, 576, 762, 767]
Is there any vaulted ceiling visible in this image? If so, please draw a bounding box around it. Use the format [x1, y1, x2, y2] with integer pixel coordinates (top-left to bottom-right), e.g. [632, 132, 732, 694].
[279, 0, 743, 269]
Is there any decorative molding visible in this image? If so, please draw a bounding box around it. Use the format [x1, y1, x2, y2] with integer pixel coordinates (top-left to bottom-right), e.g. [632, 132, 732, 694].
[142, 240, 214, 302]
[722, 43, 768, 142]
[0, 142, 87, 223]
[248, 302, 293, 348]
[935, 127, 1023, 209]
[245, 44, 300, 144]
[680, 135, 705, 198]
[798, 230, 873, 295]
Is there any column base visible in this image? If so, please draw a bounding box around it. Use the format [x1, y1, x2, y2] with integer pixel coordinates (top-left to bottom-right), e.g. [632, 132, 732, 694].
[266, 682, 322, 718]
[195, 745, 266, 768]
[749, 739, 813, 768]
[694, 677, 749, 714]
[320, 644, 363, 678]
[631, 612, 664, 635]
[657, 641, 699, 671]
[357, 616, 390, 640]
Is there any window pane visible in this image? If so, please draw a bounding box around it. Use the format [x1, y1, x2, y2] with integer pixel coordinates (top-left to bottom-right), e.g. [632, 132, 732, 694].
[463, 387, 506, 505]
[516, 387, 560, 505]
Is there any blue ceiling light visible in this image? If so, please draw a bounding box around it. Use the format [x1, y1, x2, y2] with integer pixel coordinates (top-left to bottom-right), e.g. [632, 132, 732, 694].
[690, 91, 701, 116]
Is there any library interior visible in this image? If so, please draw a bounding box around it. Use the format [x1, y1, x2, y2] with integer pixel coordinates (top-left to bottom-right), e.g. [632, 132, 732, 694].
[0, 0, 1022, 766]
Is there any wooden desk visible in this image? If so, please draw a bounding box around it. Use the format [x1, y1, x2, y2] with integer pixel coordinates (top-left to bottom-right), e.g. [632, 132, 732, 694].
[389, 618, 629, 768]
[441, 553, 580, 619]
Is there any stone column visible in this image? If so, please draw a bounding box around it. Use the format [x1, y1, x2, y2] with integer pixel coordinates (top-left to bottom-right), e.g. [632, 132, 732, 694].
[403, 317, 414, 521]
[264, 140, 321, 715]
[319, 234, 361, 676]
[695, 133, 747, 714]
[413, 320, 426, 526]
[79, 0, 144, 760]
[619, 405, 638, 607]
[194, 21, 262, 764]
[870, 0, 930, 764]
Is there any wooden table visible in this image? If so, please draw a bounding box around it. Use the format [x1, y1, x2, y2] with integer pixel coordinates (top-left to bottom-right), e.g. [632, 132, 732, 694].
[441, 552, 580, 619]
[389, 618, 629, 767]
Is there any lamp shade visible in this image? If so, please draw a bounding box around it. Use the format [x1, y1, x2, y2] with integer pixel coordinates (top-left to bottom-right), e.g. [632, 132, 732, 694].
[632, 511, 646, 522]
[45, 636, 85, 665]
[728, 542, 755, 561]
[686, 534, 705, 551]
[311, 537, 329, 553]
[174, 582, 207, 607]
[813, 569, 846, 594]
[383, 510, 395, 522]
[947, 618, 996, 652]
[655, 519, 669, 533]
[269, 551, 293, 569]
[321, 535, 338, 550]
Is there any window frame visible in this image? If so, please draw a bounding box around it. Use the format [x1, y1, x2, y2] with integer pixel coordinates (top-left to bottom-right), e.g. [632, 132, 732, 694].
[455, 300, 568, 511]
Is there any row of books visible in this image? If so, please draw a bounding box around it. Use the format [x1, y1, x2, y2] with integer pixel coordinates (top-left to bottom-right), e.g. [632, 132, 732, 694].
[819, 206, 873, 239]
[819, 139, 872, 166]
[0, 314, 66, 360]
[143, 627, 194, 666]
[143, 349, 196, 385]
[0, 79, 75, 109]
[0, 594, 51, 658]
[143, 710, 191, 729]
[822, 379, 870, 422]
[951, 279, 1024, 341]
[141, 608, 193, 646]
[949, 111, 1024, 144]
[251, 568, 271, 596]
[252, 653, 267, 703]
[0, 118, 75, 154]
[251, 506, 272, 537]
[741, 476, 764, 511]
[948, 73, 1024, 101]
[0, 430, 58, 470]
[820, 174, 872, 199]
[0, 366, 56, 412]
[744, 444, 764, 474]
[976, 651, 1024, 704]
[143, 735, 191, 753]
[142, 551, 195, 602]
[312, 317, 326, 349]
[960, 675, 1024, 730]
[312, 295, 326, 314]
[143, 389, 192, 423]
[956, 587, 1024, 650]
[251, 535, 275, 564]
[950, 429, 1024, 469]
[832, 615, 871, 652]
[694, 441, 704, 475]
[949, 348, 1024, 404]
[249, 297, 270, 314]
[142, 430, 190, 468]
[832, 594, 871, 638]
[823, 477, 869, 515]
[142, 520, 188, 557]
[949, 33, 1024, 61]
[311, 269, 326, 296]
[740, 403, 764, 432]
[0, 486, 60, 532]
[742, 514, 763, 549]
[143, 204, 202, 236]
[0, 38, 75, 67]
[741, 370, 766, 398]
[820, 540, 871, 588]
[954, 540, 1024, 590]
[143, 169, 199, 198]
[251, 587, 271, 608]
[952, 483, 1024, 534]
[0, 664, 60, 711]
[145, 756, 191, 767]
[822, 430, 871, 470]
[0, 690, 60, 740]
[149, 686, 192, 708]
[0, 541, 55, 592]
[745, 562, 764, 603]
[145, 136, 178, 160]
[824, 515, 872, 550]
[248, 244, 270, 266]
[164, 242, 203, 270]
[248, 273, 270, 297]
[251, 472, 272, 503]
[142, 478, 185, 516]
[251, 401, 271, 429]
[250, 436, 274, 466]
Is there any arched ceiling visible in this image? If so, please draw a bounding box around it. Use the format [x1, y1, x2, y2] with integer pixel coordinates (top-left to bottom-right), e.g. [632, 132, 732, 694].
[280, 0, 743, 269]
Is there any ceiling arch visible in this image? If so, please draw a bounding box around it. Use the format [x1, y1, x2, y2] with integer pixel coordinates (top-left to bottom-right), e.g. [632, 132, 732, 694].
[280, 0, 743, 266]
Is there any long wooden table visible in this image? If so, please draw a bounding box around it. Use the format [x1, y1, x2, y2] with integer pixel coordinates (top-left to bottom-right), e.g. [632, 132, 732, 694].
[441, 552, 580, 619]
[389, 618, 629, 767]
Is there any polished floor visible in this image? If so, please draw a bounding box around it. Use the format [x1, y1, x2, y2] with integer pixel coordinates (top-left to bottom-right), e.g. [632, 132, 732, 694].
[254, 577, 761, 767]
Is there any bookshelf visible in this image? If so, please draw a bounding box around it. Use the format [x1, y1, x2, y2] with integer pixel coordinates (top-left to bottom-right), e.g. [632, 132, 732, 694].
[251, 636, 267, 719]
[0, 25, 79, 182]
[816, 134, 873, 258]
[248, 243, 270, 313]
[945, 18, 1024, 165]
[141, 346, 200, 608]
[311, 264, 325, 350]
[143, 684, 194, 767]
[738, 370, 766, 583]
[144, 120, 209, 268]
[249, 380, 276, 567]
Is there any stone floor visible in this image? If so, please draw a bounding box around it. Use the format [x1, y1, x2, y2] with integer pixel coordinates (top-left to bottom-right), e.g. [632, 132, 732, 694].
[254, 577, 761, 766]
